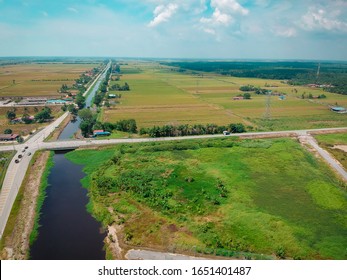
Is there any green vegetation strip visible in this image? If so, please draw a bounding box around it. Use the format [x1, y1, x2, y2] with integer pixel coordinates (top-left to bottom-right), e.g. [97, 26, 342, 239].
[29, 151, 54, 246]
[0, 179, 25, 252]
[0, 151, 44, 253]
[66, 138, 347, 260]
[0, 151, 15, 190]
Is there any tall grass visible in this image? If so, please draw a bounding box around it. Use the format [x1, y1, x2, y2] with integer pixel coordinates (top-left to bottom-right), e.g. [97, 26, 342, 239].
[29, 151, 54, 246]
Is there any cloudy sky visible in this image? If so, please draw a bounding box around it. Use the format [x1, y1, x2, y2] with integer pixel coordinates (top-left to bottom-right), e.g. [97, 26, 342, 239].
[0, 0, 346, 60]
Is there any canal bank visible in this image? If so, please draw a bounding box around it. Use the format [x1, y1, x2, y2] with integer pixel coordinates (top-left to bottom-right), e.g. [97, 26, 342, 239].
[30, 151, 106, 260]
[29, 63, 111, 259]
[0, 62, 112, 259]
[0, 151, 50, 259]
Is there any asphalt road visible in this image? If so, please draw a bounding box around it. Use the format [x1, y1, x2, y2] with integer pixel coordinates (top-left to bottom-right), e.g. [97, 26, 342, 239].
[1, 126, 346, 239]
[299, 134, 347, 181]
[0, 63, 111, 240]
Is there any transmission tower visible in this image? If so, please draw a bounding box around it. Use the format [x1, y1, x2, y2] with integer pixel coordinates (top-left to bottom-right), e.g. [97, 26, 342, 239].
[264, 91, 272, 119]
[316, 63, 321, 83]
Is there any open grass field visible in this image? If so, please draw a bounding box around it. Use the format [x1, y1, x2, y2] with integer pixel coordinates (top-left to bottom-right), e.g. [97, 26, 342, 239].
[102, 62, 347, 131]
[66, 138, 347, 259]
[0, 63, 99, 98]
[0, 106, 63, 136]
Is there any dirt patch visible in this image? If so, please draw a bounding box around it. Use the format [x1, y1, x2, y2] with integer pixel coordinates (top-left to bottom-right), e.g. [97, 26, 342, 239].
[333, 145, 347, 153]
[167, 224, 178, 233]
[1, 151, 50, 259]
[106, 224, 124, 260]
[310, 129, 347, 135]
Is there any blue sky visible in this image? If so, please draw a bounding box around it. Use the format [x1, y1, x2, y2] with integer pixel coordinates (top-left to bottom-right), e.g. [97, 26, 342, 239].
[0, 0, 346, 60]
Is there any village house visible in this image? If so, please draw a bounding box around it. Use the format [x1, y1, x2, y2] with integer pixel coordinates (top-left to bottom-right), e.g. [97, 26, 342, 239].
[0, 133, 19, 141]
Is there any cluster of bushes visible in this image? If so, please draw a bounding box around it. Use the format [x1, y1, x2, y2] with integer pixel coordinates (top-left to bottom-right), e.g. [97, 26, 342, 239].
[94, 68, 111, 107]
[78, 107, 137, 136]
[101, 119, 137, 133]
[239, 85, 257, 91]
[91, 149, 230, 216]
[6, 107, 52, 124]
[139, 123, 246, 138]
[110, 82, 130, 91]
[301, 93, 327, 99]
[239, 85, 274, 96]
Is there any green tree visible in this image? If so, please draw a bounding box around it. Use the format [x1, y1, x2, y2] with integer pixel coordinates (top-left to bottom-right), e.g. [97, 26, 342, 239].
[6, 111, 16, 121]
[60, 84, 69, 93]
[78, 108, 94, 121]
[75, 93, 86, 109]
[229, 123, 246, 133]
[22, 113, 33, 124]
[243, 92, 251, 99]
[67, 104, 78, 115]
[80, 120, 94, 137]
[34, 108, 52, 123]
[3, 128, 12, 134]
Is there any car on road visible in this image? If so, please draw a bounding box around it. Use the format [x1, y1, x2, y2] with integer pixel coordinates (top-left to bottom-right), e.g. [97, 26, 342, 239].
[18, 154, 22, 159]
[24, 146, 28, 149]
[15, 159, 20, 163]
[28, 152, 31, 156]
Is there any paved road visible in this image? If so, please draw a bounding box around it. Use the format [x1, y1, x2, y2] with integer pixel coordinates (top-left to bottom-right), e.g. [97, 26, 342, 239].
[299, 133, 347, 182]
[0, 63, 111, 239]
[126, 249, 207, 260]
[0, 117, 346, 239]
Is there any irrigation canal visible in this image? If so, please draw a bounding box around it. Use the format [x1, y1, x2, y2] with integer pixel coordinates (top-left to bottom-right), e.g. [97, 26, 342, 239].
[30, 66, 109, 260]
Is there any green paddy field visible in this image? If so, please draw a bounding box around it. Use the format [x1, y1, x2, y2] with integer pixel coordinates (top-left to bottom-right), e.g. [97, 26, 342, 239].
[102, 62, 347, 131]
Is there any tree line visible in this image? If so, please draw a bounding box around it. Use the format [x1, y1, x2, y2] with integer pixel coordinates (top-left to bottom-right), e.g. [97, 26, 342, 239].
[78, 108, 137, 137]
[139, 123, 246, 138]
[6, 107, 53, 124]
[164, 61, 347, 95]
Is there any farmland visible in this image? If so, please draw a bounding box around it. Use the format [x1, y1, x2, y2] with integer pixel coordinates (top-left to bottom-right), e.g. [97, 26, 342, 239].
[66, 137, 347, 260]
[0, 106, 62, 136]
[101, 62, 347, 132]
[0, 63, 100, 98]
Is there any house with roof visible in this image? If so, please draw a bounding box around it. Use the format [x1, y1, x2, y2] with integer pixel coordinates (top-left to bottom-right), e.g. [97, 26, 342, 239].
[0, 134, 19, 141]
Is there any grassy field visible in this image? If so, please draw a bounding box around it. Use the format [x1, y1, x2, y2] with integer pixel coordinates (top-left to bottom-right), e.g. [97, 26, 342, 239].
[101, 62, 347, 131]
[0, 63, 99, 98]
[0, 151, 15, 189]
[315, 133, 347, 170]
[0, 106, 63, 136]
[66, 138, 347, 259]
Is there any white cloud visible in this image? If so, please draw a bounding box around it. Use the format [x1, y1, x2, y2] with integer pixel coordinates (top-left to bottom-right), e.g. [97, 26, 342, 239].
[211, 0, 249, 16]
[67, 7, 79, 13]
[300, 7, 347, 32]
[200, 0, 248, 36]
[273, 26, 297, 37]
[148, 3, 178, 27]
[203, 28, 217, 35]
[201, 8, 233, 26]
